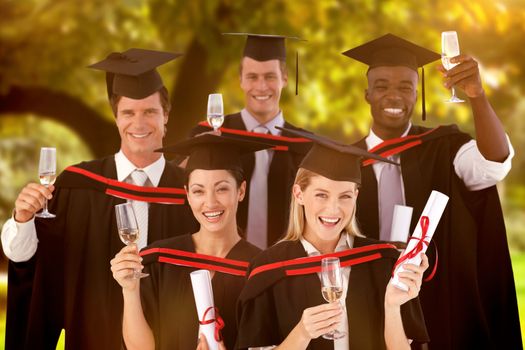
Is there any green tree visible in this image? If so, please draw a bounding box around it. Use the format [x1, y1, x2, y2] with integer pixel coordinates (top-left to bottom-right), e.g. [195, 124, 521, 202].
[1, 0, 524, 226]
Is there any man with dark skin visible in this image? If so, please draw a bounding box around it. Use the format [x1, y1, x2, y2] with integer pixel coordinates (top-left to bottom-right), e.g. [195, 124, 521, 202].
[345, 34, 520, 349]
[366, 60, 508, 158]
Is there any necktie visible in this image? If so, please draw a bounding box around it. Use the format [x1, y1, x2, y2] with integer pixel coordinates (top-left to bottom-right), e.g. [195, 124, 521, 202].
[378, 160, 404, 241]
[130, 170, 150, 249]
[247, 126, 270, 249]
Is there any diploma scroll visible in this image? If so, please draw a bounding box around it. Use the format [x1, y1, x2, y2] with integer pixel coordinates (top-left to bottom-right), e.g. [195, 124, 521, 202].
[391, 190, 449, 291]
[190, 269, 220, 350]
[390, 205, 413, 243]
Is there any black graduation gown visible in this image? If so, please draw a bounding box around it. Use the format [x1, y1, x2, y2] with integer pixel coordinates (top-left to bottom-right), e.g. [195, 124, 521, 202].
[5, 156, 199, 350]
[236, 237, 428, 350]
[190, 113, 310, 246]
[140, 234, 261, 350]
[354, 124, 522, 349]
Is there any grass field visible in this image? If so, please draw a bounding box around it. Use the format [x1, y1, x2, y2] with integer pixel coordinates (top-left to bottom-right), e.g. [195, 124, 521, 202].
[1, 254, 524, 349]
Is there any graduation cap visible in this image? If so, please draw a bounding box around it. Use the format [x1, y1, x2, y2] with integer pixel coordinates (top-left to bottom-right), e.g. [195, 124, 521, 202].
[276, 126, 397, 185]
[88, 48, 182, 100]
[342, 33, 441, 121]
[157, 133, 272, 173]
[223, 32, 305, 94]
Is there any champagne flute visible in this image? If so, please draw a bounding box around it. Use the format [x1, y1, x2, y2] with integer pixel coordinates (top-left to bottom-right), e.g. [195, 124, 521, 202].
[321, 257, 346, 340]
[115, 203, 149, 279]
[207, 93, 224, 131]
[35, 147, 57, 218]
[441, 31, 465, 103]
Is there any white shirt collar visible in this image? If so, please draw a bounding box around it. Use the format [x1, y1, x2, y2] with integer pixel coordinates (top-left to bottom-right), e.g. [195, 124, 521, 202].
[365, 122, 412, 150]
[114, 150, 165, 187]
[240, 108, 285, 136]
[300, 233, 354, 257]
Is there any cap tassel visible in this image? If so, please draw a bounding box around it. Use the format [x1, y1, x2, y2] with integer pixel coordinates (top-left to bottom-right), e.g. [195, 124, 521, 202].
[295, 51, 299, 95]
[421, 66, 426, 121]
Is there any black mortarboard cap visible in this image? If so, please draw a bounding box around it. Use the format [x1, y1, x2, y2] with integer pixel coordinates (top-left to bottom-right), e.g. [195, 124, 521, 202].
[223, 32, 303, 61]
[223, 32, 305, 95]
[156, 134, 272, 173]
[342, 34, 440, 121]
[88, 48, 182, 100]
[276, 126, 397, 185]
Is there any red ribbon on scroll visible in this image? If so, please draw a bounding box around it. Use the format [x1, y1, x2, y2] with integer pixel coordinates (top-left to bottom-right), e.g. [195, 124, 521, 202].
[392, 216, 430, 277]
[199, 306, 225, 342]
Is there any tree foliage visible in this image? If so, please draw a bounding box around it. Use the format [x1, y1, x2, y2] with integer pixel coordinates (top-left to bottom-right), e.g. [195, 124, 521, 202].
[1, 0, 524, 229]
[2, 0, 525, 140]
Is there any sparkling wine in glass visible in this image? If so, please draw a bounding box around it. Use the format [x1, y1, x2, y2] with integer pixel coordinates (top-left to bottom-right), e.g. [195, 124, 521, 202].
[115, 203, 149, 279]
[207, 93, 224, 131]
[321, 257, 346, 340]
[35, 147, 57, 218]
[441, 31, 464, 103]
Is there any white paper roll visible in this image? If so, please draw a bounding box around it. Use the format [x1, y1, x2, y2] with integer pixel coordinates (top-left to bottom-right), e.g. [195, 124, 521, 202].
[391, 190, 449, 291]
[390, 205, 413, 243]
[190, 269, 219, 350]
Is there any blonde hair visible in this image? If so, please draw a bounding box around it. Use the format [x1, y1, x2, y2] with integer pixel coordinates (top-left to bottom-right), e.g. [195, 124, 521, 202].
[281, 168, 364, 242]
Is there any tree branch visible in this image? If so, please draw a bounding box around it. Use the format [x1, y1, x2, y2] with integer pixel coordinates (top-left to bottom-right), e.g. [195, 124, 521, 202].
[0, 85, 119, 158]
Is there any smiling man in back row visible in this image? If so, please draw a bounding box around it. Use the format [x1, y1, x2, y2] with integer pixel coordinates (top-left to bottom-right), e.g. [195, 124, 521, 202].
[191, 33, 312, 249]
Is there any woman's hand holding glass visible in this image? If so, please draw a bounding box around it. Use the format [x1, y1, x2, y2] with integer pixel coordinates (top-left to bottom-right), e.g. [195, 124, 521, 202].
[115, 202, 149, 279]
[293, 256, 345, 343]
[320, 257, 346, 339]
[297, 303, 343, 341]
[110, 244, 145, 291]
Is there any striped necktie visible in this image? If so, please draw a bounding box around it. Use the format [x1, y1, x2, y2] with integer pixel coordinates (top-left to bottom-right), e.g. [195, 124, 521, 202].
[378, 160, 404, 241]
[246, 125, 270, 249]
[130, 169, 150, 249]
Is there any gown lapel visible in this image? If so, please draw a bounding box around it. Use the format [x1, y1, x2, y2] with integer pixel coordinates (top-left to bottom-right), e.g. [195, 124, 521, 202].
[354, 138, 380, 239]
[401, 126, 429, 231]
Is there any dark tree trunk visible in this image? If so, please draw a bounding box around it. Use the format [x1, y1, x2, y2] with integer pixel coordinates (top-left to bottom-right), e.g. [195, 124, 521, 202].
[166, 32, 231, 144]
[0, 85, 119, 158]
[165, 1, 238, 144]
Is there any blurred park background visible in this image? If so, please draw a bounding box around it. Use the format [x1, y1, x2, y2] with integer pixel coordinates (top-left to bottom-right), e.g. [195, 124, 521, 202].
[0, 0, 524, 347]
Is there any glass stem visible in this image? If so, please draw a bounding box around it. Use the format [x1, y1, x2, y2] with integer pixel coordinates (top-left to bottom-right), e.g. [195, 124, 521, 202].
[451, 86, 457, 98]
[43, 197, 49, 214]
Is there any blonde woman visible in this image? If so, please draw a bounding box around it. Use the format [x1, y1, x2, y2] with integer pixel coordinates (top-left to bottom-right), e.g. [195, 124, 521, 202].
[237, 128, 429, 350]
